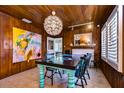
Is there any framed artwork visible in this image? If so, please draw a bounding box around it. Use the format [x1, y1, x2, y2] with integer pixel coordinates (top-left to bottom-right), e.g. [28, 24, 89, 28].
[74, 33, 92, 46]
[13, 27, 41, 63]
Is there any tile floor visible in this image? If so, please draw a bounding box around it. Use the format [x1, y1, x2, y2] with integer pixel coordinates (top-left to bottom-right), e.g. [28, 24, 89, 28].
[0, 67, 111, 88]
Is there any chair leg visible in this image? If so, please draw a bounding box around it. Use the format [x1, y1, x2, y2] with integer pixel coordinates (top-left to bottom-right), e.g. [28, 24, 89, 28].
[51, 71, 54, 86]
[75, 78, 79, 85]
[81, 78, 84, 88]
[58, 70, 62, 78]
[83, 76, 87, 85]
[44, 70, 47, 79]
[62, 70, 65, 74]
[86, 69, 90, 79]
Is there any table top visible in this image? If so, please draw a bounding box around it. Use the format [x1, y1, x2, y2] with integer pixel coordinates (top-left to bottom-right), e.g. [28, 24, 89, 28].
[35, 54, 82, 70]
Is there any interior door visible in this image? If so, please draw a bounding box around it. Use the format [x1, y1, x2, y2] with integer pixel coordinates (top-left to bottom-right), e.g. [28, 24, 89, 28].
[47, 37, 63, 54]
[47, 37, 54, 54]
[54, 38, 62, 53]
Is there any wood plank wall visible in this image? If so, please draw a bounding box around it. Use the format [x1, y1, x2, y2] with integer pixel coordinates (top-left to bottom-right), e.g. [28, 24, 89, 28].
[63, 27, 101, 64]
[100, 60, 124, 87]
[0, 11, 43, 79]
[99, 6, 124, 88]
[123, 6, 124, 77]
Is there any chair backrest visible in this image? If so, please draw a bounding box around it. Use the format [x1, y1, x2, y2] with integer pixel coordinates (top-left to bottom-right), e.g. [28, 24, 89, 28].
[80, 57, 88, 77]
[75, 58, 87, 78]
[45, 53, 54, 59]
[75, 54, 92, 78]
[63, 54, 72, 58]
[65, 50, 71, 54]
[85, 53, 92, 67]
[56, 52, 62, 56]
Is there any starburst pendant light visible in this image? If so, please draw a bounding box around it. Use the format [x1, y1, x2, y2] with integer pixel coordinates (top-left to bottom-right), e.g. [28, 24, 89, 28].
[44, 11, 63, 36]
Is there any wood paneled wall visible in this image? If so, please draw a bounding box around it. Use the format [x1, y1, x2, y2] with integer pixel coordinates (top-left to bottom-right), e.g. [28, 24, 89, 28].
[100, 60, 124, 88]
[99, 6, 124, 88]
[123, 6, 124, 76]
[0, 11, 43, 79]
[63, 27, 101, 64]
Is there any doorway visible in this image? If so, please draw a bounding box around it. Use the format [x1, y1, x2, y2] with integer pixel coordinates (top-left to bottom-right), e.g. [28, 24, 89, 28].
[47, 37, 63, 54]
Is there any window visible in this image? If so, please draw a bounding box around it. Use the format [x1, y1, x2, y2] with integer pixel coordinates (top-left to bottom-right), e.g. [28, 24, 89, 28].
[107, 12, 118, 63]
[101, 6, 118, 64]
[101, 27, 107, 59]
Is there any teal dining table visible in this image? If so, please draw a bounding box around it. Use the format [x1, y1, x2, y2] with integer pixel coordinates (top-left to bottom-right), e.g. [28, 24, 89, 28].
[35, 54, 81, 88]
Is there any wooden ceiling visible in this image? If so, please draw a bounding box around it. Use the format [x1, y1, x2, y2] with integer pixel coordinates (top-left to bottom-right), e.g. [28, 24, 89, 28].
[0, 5, 115, 29]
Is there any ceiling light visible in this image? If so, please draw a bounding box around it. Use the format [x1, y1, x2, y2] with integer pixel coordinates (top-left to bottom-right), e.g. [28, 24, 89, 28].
[52, 11, 56, 15]
[44, 11, 63, 36]
[22, 18, 32, 24]
[88, 24, 92, 29]
[68, 22, 93, 28]
[97, 25, 100, 27]
[71, 27, 74, 31]
[70, 43, 73, 46]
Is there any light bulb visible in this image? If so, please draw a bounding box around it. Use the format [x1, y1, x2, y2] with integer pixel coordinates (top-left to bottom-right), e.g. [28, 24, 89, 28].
[97, 25, 100, 27]
[88, 24, 92, 29]
[52, 11, 56, 15]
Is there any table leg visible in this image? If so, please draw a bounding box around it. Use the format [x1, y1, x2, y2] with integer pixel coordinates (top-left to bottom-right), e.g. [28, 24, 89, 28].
[67, 70, 76, 88]
[39, 65, 45, 88]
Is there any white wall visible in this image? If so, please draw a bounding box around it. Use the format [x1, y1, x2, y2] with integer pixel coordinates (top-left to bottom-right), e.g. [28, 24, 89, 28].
[72, 49, 94, 61]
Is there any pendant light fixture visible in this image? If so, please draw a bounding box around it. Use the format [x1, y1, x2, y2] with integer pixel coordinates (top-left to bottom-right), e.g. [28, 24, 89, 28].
[44, 11, 63, 36]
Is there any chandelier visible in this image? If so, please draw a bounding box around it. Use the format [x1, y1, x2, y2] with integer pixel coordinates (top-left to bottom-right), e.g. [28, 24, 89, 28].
[44, 11, 63, 36]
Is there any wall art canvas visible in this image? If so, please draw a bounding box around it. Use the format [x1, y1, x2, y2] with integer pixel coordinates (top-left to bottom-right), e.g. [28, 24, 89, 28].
[13, 27, 41, 63]
[74, 33, 92, 46]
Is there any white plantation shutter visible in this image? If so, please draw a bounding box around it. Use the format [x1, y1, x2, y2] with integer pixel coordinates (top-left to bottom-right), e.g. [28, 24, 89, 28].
[101, 27, 107, 58]
[107, 12, 118, 63]
[101, 7, 118, 64]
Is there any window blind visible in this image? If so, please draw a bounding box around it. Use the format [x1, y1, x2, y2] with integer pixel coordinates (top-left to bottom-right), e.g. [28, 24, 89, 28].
[107, 12, 118, 63]
[101, 27, 107, 58]
[101, 7, 118, 64]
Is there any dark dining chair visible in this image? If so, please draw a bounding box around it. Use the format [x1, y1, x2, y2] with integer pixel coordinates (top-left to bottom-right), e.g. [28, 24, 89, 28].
[44, 53, 62, 85]
[62, 54, 72, 58]
[85, 53, 92, 79]
[44, 67, 62, 85]
[75, 57, 88, 88]
[81, 53, 91, 79]
[62, 54, 72, 74]
[64, 50, 71, 54]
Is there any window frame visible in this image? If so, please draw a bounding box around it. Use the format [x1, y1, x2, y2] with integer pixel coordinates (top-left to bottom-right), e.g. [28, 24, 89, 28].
[101, 6, 119, 70]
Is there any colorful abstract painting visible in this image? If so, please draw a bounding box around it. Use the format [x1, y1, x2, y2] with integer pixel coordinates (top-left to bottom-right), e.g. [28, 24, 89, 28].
[13, 27, 41, 63]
